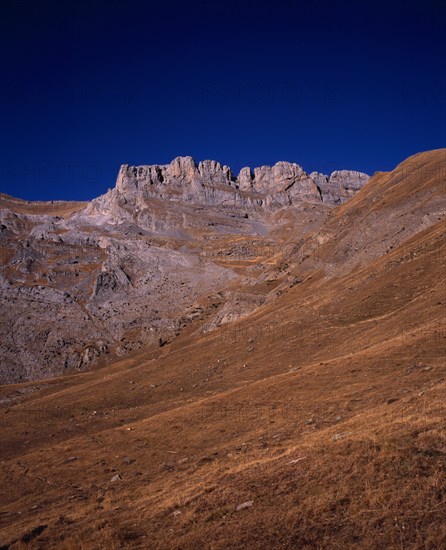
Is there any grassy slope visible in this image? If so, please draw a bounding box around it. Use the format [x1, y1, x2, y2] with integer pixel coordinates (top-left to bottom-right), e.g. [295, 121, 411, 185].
[0, 150, 445, 549]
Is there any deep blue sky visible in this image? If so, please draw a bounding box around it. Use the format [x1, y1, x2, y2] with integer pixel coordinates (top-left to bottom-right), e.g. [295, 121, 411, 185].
[1, 0, 445, 201]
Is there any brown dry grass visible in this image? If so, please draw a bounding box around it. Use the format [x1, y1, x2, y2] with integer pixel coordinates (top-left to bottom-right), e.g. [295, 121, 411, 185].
[0, 194, 87, 218]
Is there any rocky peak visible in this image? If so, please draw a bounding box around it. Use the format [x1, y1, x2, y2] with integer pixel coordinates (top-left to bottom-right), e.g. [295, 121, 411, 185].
[316, 170, 370, 204]
[253, 162, 306, 193]
[329, 170, 369, 191]
[166, 156, 198, 181]
[198, 160, 235, 185]
[101, 156, 370, 216]
[238, 167, 253, 191]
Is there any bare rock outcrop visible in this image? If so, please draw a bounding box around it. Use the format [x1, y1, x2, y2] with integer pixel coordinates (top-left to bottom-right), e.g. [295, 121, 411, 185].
[238, 167, 253, 191]
[86, 157, 369, 224]
[311, 170, 370, 204]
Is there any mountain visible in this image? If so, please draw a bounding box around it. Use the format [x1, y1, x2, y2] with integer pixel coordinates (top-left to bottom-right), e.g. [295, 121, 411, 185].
[0, 150, 445, 549]
[0, 157, 368, 383]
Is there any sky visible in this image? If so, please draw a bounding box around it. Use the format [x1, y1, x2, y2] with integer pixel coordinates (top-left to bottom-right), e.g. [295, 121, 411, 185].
[1, 0, 445, 201]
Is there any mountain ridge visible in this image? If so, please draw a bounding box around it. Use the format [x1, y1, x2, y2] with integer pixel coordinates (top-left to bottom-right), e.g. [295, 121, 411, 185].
[103, 155, 370, 210]
[0, 152, 442, 386]
[0, 149, 445, 549]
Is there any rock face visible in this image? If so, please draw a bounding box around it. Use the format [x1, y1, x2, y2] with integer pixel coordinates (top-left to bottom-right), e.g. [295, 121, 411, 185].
[311, 170, 370, 204]
[87, 157, 369, 221]
[238, 167, 253, 191]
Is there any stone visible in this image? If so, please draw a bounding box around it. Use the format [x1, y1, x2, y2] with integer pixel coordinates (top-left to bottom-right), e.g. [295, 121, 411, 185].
[289, 457, 306, 464]
[236, 500, 254, 511]
[332, 432, 351, 441]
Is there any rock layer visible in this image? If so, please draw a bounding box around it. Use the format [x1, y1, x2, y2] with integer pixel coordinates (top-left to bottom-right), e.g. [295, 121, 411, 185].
[88, 157, 369, 221]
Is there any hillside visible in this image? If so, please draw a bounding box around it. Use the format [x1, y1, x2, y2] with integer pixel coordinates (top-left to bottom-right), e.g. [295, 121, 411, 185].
[0, 158, 367, 383]
[0, 150, 445, 549]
